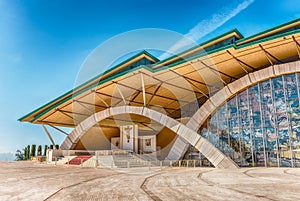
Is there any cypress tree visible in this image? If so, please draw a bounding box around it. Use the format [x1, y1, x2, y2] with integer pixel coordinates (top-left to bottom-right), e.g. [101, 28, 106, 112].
[43, 145, 48, 156]
[31, 144, 36, 157]
[27, 145, 30, 160]
[24, 147, 27, 160]
[37, 145, 42, 156]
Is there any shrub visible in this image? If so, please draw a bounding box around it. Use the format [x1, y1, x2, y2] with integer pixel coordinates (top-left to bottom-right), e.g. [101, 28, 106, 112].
[15, 149, 25, 161]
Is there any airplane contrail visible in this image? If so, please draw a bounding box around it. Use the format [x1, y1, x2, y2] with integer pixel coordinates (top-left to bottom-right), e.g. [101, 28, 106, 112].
[159, 0, 255, 59]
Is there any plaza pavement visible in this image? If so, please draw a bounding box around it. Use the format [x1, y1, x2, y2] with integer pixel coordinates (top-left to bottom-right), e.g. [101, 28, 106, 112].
[0, 161, 300, 201]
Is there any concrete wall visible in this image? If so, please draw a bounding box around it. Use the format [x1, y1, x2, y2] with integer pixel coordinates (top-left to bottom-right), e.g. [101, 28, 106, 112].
[74, 127, 119, 150]
[156, 127, 177, 159]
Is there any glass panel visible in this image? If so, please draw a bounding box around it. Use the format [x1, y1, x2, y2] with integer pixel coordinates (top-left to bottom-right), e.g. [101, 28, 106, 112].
[198, 73, 300, 167]
[265, 127, 278, 167]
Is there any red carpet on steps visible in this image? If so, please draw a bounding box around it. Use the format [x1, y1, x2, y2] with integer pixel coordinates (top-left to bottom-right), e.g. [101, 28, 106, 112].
[67, 155, 92, 165]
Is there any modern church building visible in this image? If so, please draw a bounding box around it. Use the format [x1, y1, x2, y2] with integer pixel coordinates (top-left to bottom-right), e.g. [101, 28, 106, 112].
[20, 18, 300, 168]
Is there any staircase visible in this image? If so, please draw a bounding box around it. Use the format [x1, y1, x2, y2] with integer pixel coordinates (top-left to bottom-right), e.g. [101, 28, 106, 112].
[134, 153, 160, 166]
[97, 155, 116, 168]
[112, 154, 150, 168]
[53, 152, 158, 168]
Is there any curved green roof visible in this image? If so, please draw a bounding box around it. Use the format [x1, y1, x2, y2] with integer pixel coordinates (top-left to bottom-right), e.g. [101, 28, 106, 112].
[19, 18, 300, 125]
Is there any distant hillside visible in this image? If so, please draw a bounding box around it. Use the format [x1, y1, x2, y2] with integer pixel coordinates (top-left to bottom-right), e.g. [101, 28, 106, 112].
[0, 152, 15, 161]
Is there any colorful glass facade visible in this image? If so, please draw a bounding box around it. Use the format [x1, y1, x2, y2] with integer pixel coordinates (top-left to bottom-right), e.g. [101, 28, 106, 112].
[200, 73, 300, 167]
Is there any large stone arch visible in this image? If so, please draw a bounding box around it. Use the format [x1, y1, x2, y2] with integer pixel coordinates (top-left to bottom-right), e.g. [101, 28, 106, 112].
[60, 106, 238, 169]
[168, 60, 300, 161]
[187, 60, 300, 131]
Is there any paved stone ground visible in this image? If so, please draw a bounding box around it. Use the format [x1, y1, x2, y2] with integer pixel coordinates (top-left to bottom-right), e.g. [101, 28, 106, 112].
[0, 161, 300, 201]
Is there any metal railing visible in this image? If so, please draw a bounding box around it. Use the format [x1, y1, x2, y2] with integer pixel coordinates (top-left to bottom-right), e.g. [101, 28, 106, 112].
[51, 156, 212, 169]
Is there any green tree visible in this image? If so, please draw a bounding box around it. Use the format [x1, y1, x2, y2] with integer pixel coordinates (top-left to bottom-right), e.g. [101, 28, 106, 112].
[15, 149, 25, 161]
[31, 144, 36, 157]
[24, 147, 28, 160]
[27, 145, 30, 160]
[43, 145, 48, 156]
[55, 144, 59, 150]
[49, 144, 54, 149]
[37, 145, 42, 156]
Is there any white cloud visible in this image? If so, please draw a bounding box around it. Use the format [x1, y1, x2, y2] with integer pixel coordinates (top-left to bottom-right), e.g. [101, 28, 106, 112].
[159, 0, 255, 59]
[186, 0, 254, 42]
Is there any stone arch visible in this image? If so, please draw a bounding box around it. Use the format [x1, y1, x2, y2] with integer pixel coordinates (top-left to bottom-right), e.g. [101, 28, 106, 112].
[60, 106, 238, 169]
[167, 61, 300, 162]
[187, 60, 300, 132]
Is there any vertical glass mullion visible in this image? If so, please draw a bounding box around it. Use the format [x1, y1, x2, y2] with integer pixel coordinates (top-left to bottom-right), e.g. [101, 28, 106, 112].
[235, 95, 243, 166]
[225, 102, 230, 145]
[294, 73, 300, 166]
[270, 78, 280, 167]
[282, 75, 294, 167]
[225, 101, 232, 158]
[247, 88, 255, 167]
[258, 83, 267, 167]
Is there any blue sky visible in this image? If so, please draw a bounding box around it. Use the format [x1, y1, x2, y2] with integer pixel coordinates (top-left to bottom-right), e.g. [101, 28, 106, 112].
[0, 0, 299, 154]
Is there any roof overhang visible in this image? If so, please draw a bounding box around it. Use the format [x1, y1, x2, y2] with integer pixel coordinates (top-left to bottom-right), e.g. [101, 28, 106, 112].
[19, 18, 300, 130]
